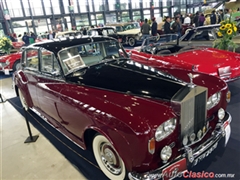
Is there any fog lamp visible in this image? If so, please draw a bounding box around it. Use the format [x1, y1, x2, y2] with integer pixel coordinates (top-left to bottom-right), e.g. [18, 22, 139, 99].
[189, 133, 196, 142]
[197, 130, 202, 140]
[218, 108, 225, 120]
[160, 146, 172, 161]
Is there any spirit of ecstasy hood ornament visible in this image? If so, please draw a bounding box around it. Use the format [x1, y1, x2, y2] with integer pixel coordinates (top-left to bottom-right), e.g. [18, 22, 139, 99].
[188, 73, 195, 88]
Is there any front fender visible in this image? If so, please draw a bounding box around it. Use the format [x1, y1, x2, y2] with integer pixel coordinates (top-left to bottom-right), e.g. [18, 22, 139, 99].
[84, 125, 134, 172]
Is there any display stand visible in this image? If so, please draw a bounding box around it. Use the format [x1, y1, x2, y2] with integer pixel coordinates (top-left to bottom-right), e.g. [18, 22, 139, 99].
[23, 108, 39, 143]
[0, 93, 6, 103]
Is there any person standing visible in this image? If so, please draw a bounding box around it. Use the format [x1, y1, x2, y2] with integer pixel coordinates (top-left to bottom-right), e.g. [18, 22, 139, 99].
[22, 32, 30, 46]
[164, 16, 172, 34]
[151, 17, 158, 36]
[210, 10, 217, 24]
[183, 14, 191, 24]
[47, 31, 54, 40]
[141, 19, 151, 39]
[172, 17, 181, 37]
[193, 12, 199, 27]
[199, 13, 205, 26]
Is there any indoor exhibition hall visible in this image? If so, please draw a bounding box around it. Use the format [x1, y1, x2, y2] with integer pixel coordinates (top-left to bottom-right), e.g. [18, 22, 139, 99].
[0, 0, 239, 180]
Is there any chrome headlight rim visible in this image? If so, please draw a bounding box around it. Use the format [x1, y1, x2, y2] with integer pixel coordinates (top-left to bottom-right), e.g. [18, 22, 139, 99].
[160, 146, 172, 161]
[207, 92, 221, 110]
[155, 118, 177, 142]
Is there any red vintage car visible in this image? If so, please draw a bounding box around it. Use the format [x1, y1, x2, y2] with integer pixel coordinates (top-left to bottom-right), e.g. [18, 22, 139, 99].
[0, 50, 22, 73]
[129, 34, 240, 82]
[13, 36, 231, 180]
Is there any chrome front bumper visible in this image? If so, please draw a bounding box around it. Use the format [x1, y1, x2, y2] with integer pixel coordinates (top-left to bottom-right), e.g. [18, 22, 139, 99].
[128, 112, 232, 180]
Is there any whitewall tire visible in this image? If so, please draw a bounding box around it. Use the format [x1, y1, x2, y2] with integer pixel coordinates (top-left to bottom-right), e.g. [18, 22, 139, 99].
[92, 134, 126, 180]
[19, 89, 28, 110]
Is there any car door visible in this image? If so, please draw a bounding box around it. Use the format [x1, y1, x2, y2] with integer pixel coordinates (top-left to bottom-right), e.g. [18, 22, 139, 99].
[36, 48, 65, 126]
[23, 48, 41, 109]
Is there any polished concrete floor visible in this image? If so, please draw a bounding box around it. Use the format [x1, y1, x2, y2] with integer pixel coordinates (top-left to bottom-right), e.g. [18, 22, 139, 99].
[0, 77, 87, 179]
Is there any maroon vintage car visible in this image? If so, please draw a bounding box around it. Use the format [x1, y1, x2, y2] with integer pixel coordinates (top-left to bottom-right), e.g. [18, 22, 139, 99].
[13, 36, 231, 180]
[128, 34, 240, 82]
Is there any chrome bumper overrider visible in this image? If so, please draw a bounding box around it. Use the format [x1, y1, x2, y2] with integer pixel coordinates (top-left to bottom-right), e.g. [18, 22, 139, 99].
[128, 112, 232, 180]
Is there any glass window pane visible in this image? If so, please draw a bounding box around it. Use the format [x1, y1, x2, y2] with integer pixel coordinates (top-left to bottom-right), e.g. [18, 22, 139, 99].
[120, 0, 129, 10]
[131, 0, 140, 9]
[143, 0, 150, 8]
[88, 0, 93, 12]
[94, 0, 105, 12]
[6, 0, 23, 17]
[78, 0, 87, 13]
[43, 0, 52, 15]
[109, 0, 116, 11]
[132, 11, 141, 21]
[106, 13, 117, 24]
[51, 0, 61, 14]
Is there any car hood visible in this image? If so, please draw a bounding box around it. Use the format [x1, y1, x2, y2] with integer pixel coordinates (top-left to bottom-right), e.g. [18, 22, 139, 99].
[67, 60, 187, 101]
[117, 29, 140, 35]
[169, 48, 240, 72]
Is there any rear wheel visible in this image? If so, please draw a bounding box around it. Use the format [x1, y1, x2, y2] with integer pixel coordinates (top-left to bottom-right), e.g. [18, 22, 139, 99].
[19, 89, 28, 110]
[92, 134, 127, 180]
[128, 37, 136, 47]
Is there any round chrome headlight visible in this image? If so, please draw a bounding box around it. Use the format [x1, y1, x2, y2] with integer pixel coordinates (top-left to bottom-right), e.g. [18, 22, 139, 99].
[207, 92, 221, 110]
[160, 146, 172, 161]
[218, 108, 225, 120]
[189, 133, 196, 142]
[155, 118, 177, 141]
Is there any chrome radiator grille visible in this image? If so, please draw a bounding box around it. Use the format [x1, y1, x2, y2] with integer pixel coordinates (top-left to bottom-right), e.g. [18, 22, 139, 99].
[194, 91, 207, 132]
[171, 86, 208, 142]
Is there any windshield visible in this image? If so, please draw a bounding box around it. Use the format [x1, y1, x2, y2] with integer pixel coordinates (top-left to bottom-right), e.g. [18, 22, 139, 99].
[141, 34, 179, 51]
[116, 23, 139, 32]
[58, 40, 128, 75]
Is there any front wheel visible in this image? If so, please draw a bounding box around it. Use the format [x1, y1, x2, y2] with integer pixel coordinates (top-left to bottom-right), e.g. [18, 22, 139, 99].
[92, 134, 127, 180]
[128, 37, 136, 47]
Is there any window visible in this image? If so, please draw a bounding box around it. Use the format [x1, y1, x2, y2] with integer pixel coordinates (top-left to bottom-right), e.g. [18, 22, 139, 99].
[79, 0, 87, 13]
[6, 0, 23, 17]
[25, 49, 39, 71]
[120, 0, 129, 10]
[51, 0, 61, 14]
[29, 0, 44, 16]
[58, 41, 127, 74]
[143, 0, 150, 8]
[109, 0, 116, 11]
[94, 0, 105, 12]
[41, 49, 60, 75]
[43, 0, 52, 15]
[131, 0, 140, 9]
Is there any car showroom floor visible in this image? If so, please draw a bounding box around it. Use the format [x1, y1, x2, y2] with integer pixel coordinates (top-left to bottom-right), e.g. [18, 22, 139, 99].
[0, 76, 87, 180]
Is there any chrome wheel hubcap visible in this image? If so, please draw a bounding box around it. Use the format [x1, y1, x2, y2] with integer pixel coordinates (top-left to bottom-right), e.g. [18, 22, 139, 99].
[100, 143, 122, 175]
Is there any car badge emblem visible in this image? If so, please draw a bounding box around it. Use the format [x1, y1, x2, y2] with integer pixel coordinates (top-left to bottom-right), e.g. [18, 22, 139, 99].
[187, 73, 195, 88]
